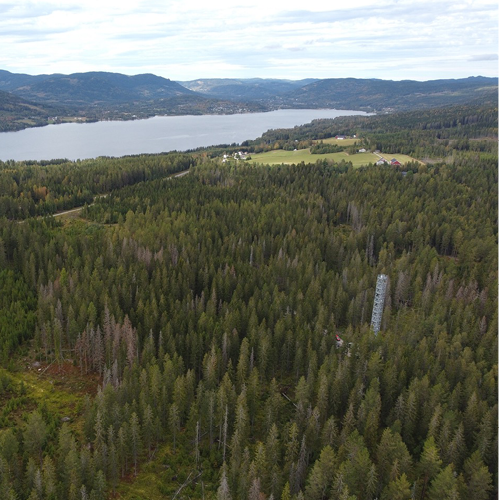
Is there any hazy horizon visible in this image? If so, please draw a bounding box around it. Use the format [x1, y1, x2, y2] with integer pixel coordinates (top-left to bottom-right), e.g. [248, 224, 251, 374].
[0, 68, 496, 84]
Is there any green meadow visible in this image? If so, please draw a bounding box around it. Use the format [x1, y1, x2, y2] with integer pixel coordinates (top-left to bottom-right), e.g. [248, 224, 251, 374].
[320, 137, 358, 146]
[249, 148, 418, 167]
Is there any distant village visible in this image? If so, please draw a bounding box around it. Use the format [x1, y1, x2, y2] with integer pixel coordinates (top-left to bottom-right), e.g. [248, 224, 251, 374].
[222, 151, 249, 162]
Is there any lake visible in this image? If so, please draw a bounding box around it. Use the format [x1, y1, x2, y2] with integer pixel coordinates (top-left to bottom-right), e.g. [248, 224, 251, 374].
[0, 109, 367, 161]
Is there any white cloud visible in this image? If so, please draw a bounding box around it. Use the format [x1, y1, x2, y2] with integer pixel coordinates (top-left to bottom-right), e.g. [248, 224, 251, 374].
[0, 0, 497, 79]
[468, 54, 498, 61]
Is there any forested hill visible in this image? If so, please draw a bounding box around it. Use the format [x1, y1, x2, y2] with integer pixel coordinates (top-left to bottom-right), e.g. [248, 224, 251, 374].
[177, 76, 498, 112]
[0, 70, 497, 132]
[242, 103, 499, 158]
[0, 71, 196, 106]
[0, 70, 269, 131]
[278, 76, 498, 111]
[177, 78, 318, 100]
[0, 104, 497, 499]
[0, 90, 66, 132]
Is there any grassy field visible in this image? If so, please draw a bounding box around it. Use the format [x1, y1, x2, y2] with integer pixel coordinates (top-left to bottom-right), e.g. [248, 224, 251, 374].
[249, 148, 419, 167]
[319, 137, 358, 146]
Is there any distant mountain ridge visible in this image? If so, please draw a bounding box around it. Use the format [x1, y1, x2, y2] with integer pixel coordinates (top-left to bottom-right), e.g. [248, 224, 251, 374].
[0, 70, 497, 132]
[0, 70, 195, 107]
[177, 78, 318, 100]
[0, 70, 57, 91]
[176, 76, 498, 112]
[279, 76, 498, 111]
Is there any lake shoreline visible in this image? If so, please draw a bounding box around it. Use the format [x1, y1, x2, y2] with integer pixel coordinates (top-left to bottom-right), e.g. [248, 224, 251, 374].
[1, 105, 369, 135]
[0, 109, 369, 162]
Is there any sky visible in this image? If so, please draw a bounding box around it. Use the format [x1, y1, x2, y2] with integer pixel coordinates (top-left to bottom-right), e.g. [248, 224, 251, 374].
[0, 0, 498, 81]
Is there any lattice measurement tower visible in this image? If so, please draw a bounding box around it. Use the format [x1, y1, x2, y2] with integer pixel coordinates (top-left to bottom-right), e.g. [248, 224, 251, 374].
[371, 274, 388, 335]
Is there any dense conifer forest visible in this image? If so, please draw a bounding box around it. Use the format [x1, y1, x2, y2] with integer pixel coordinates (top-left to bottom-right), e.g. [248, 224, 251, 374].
[0, 102, 497, 499]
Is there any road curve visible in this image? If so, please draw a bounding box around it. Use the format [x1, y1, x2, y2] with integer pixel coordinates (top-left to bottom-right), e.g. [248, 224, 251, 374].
[19, 168, 190, 221]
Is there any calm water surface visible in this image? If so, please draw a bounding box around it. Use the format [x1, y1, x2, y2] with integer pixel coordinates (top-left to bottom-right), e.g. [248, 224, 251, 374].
[0, 109, 367, 161]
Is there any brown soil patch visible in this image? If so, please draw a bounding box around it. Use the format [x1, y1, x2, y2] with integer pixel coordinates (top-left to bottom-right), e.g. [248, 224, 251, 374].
[29, 360, 101, 396]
